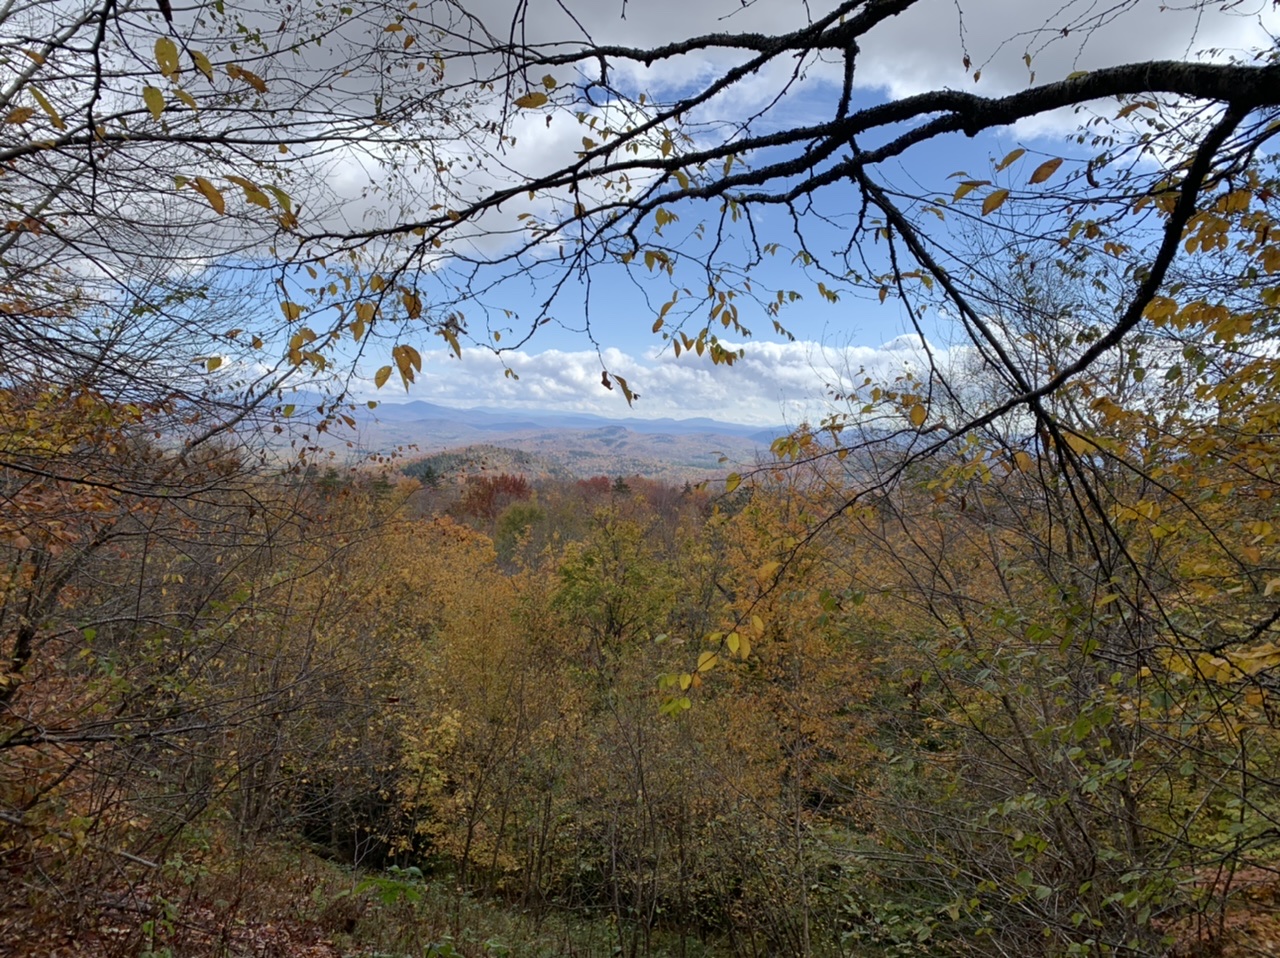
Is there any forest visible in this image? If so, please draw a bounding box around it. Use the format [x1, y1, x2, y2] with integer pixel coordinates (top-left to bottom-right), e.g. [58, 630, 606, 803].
[5, 0, 1280, 956]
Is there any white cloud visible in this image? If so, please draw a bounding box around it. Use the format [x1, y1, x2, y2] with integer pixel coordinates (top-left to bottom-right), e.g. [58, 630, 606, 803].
[311, 0, 1280, 244]
[352, 333, 963, 426]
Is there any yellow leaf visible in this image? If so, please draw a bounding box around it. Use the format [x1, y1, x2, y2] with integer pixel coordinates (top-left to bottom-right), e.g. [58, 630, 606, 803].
[1029, 157, 1063, 185]
[513, 91, 548, 109]
[1116, 100, 1156, 120]
[737, 633, 751, 659]
[393, 343, 422, 387]
[225, 175, 269, 208]
[909, 403, 927, 427]
[952, 179, 989, 201]
[751, 615, 764, 635]
[280, 301, 303, 321]
[725, 472, 741, 493]
[5, 107, 35, 125]
[374, 365, 392, 389]
[206, 355, 222, 372]
[981, 188, 1010, 215]
[173, 88, 198, 111]
[1014, 450, 1034, 472]
[614, 373, 636, 406]
[1261, 245, 1280, 275]
[155, 37, 180, 80]
[995, 147, 1025, 172]
[191, 49, 214, 81]
[227, 63, 267, 93]
[143, 86, 165, 120]
[696, 651, 718, 672]
[756, 560, 782, 584]
[726, 632, 740, 655]
[190, 176, 226, 214]
[541, 74, 558, 90]
[1143, 295, 1178, 323]
[356, 302, 376, 323]
[679, 672, 692, 691]
[30, 88, 65, 130]
[1064, 432, 1097, 456]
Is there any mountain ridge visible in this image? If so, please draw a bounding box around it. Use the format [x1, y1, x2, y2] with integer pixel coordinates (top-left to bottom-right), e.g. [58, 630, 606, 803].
[332, 398, 787, 481]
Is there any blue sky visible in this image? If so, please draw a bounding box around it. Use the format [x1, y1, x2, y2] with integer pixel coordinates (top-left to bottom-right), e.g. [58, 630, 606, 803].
[270, 0, 1280, 426]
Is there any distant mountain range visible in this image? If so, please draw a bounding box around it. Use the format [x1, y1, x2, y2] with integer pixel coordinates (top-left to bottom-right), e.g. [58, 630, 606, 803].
[331, 399, 788, 480]
[361, 400, 781, 440]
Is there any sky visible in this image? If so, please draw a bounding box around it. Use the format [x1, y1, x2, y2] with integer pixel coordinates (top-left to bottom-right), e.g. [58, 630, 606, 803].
[290, 0, 1279, 427]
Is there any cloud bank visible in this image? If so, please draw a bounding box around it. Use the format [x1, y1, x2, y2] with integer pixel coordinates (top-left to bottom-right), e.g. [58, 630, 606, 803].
[354, 334, 957, 426]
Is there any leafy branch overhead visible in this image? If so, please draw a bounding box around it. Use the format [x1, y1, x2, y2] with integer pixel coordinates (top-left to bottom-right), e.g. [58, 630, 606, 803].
[292, 0, 1280, 427]
[7, 0, 1280, 423]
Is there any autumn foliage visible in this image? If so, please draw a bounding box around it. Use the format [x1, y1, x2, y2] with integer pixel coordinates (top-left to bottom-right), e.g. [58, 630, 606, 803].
[7, 0, 1280, 955]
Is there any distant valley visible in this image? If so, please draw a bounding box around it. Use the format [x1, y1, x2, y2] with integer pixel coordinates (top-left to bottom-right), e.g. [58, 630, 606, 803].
[335, 399, 786, 481]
